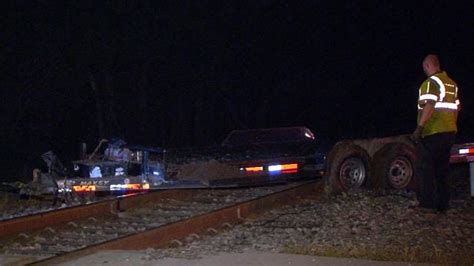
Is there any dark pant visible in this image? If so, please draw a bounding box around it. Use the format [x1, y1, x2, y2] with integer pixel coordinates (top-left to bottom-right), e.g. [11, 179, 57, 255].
[416, 132, 455, 211]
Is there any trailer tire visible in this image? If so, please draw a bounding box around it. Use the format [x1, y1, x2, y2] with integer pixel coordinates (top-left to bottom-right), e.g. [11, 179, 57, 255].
[372, 142, 416, 190]
[326, 143, 370, 194]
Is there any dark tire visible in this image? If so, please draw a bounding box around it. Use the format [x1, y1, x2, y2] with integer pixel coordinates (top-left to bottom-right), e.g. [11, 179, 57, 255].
[325, 143, 370, 194]
[372, 142, 417, 190]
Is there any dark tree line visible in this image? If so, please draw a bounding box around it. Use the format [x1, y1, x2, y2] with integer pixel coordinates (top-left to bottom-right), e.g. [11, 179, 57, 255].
[2, 1, 472, 181]
[2, 1, 307, 180]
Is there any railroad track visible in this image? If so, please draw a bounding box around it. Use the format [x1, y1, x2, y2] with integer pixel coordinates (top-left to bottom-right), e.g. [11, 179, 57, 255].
[0, 192, 119, 222]
[0, 180, 324, 265]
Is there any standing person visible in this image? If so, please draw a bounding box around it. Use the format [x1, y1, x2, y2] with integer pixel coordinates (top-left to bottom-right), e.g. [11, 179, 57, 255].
[412, 54, 460, 213]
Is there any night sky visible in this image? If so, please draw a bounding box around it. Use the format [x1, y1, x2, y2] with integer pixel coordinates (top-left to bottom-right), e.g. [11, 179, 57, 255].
[1, 1, 473, 180]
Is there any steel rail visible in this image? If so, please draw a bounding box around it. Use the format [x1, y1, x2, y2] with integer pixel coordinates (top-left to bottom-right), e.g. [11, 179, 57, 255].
[0, 190, 195, 239]
[30, 180, 323, 265]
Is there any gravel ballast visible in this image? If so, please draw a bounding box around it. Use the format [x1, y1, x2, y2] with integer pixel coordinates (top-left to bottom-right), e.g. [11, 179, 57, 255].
[142, 188, 474, 265]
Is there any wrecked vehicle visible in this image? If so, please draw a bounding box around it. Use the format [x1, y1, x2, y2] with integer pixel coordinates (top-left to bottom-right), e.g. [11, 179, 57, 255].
[18, 151, 65, 202]
[53, 126, 328, 194]
[15, 127, 474, 199]
[58, 139, 165, 194]
[164, 126, 328, 187]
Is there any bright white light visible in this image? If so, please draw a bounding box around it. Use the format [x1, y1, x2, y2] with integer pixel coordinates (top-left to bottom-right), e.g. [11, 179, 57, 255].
[268, 165, 282, 171]
[459, 149, 469, 154]
[110, 184, 126, 191]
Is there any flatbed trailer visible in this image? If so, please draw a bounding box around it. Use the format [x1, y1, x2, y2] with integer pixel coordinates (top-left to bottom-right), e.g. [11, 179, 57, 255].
[325, 135, 474, 197]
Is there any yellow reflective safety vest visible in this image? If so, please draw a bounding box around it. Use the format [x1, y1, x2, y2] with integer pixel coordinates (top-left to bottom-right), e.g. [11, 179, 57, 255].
[417, 71, 460, 137]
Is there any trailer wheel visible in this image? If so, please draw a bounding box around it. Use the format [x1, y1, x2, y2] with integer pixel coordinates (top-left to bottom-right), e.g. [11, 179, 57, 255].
[326, 144, 370, 194]
[372, 142, 416, 190]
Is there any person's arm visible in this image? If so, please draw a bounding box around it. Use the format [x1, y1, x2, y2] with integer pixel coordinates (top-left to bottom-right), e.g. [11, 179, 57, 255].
[412, 101, 435, 141]
[418, 102, 435, 127]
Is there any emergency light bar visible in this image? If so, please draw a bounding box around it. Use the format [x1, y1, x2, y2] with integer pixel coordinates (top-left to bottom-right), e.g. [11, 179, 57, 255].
[110, 183, 150, 191]
[459, 148, 474, 155]
[268, 163, 298, 174]
[241, 163, 299, 174]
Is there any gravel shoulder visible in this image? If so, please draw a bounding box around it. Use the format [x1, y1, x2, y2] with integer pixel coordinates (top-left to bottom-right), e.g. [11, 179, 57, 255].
[60, 187, 474, 266]
[140, 189, 472, 265]
[57, 250, 431, 266]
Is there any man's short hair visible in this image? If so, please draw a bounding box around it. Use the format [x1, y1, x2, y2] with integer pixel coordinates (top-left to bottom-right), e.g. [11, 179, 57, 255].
[423, 54, 440, 68]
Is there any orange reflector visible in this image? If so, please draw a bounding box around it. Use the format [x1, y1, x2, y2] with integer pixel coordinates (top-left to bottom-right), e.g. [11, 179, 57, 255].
[244, 166, 264, 172]
[128, 184, 142, 190]
[281, 163, 298, 173]
[73, 185, 96, 192]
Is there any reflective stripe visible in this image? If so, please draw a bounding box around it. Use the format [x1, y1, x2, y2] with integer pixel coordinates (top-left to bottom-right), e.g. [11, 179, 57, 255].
[418, 75, 459, 112]
[430, 76, 446, 101]
[435, 102, 458, 110]
[419, 94, 438, 101]
[419, 80, 430, 96]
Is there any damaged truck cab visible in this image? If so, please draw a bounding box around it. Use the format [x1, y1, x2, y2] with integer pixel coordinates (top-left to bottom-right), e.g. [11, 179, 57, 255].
[58, 140, 165, 194]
